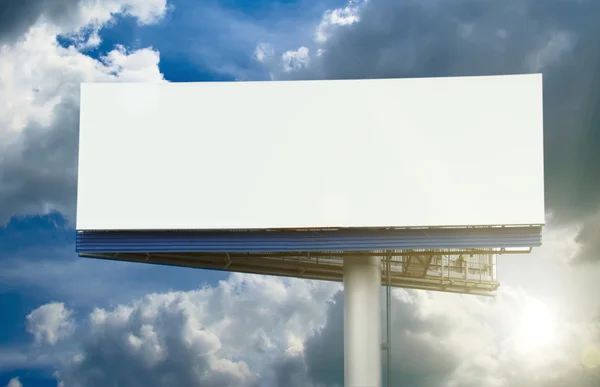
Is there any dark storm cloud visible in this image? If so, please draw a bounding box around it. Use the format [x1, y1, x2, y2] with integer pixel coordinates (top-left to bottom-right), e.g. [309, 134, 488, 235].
[279, 0, 600, 262]
[0, 0, 83, 44]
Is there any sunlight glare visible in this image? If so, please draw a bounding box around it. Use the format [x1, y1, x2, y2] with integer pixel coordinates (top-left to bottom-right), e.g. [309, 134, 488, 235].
[514, 299, 558, 354]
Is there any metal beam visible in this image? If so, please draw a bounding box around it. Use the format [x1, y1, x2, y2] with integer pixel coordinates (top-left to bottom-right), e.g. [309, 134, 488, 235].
[80, 252, 500, 296]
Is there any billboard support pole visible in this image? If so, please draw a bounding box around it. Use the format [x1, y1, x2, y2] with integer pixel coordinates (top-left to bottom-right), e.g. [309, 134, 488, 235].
[385, 253, 392, 387]
[343, 256, 381, 387]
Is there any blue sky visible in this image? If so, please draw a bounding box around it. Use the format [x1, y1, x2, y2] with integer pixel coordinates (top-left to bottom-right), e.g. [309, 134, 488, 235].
[1, 0, 600, 386]
[54, 0, 339, 82]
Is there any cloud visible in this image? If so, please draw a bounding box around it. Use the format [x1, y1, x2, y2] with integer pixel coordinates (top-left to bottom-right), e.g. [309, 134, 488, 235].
[314, 0, 362, 44]
[299, 286, 600, 387]
[49, 273, 340, 386]
[0, 0, 81, 45]
[256, 0, 600, 262]
[573, 208, 600, 263]
[0, 0, 168, 46]
[254, 42, 275, 63]
[0, 8, 166, 225]
[281, 46, 311, 73]
[6, 377, 22, 387]
[26, 302, 75, 345]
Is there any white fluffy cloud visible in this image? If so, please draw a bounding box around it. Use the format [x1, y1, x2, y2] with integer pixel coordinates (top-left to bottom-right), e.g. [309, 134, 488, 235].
[281, 46, 311, 73]
[254, 42, 275, 63]
[26, 302, 75, 345]
[0, 0, 167, 224]
[51, 274, 340, 386]
[314, 0, 362, 44]
[6, 378, 22, 387]
[28, 281, 600, 387]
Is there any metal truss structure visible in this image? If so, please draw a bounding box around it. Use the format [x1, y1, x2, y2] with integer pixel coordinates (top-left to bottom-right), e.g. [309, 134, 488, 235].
[81, 247, 530, 296]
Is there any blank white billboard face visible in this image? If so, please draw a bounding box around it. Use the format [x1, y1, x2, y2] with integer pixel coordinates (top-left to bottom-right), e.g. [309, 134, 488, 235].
[77, 74, 544, 231]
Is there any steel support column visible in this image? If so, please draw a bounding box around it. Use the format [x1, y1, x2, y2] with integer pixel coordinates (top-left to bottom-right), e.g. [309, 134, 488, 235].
[344, 256, 381, 387]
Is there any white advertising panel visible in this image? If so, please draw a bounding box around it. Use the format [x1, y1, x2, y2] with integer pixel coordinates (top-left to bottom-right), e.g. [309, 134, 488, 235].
[77, 74, 544, 230]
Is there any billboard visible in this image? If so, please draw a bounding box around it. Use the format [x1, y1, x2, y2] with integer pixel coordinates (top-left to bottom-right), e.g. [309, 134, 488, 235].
[76, 74, 544, 231]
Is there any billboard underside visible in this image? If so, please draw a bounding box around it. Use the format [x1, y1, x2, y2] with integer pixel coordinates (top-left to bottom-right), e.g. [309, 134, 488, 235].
[79, 247, 521, 296]
[76, 226, 540, 296]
